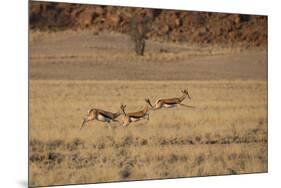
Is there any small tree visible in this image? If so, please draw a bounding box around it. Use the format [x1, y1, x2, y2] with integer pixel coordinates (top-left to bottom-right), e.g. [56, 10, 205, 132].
[129, 15, 152, 56]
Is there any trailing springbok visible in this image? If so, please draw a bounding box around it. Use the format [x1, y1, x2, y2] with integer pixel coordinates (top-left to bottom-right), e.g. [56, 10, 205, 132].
[145, 89, 194, 110]
[80, 108, 121, 129]
[119, 104, 150, 127]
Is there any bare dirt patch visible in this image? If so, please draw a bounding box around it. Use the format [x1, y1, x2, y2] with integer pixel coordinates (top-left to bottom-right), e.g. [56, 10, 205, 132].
[29, 31, 267, 81]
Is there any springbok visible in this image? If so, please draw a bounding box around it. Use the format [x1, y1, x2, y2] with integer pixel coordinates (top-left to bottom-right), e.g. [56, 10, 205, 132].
[80, 108, 121, 129]
[119, 104, 150, 127]
[145, 89, 194, 110]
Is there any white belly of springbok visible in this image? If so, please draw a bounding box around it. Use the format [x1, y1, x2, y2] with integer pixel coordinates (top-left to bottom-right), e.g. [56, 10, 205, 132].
[163, 104, 177, 108]
[129, 117, 143, 122]
[97, 114, 111, 122]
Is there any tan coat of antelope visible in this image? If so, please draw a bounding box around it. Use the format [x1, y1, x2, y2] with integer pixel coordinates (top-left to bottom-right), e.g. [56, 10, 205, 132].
[119, 104, 150, 127]
[145, 89, 194, 110]
[80, 108, 121, 129]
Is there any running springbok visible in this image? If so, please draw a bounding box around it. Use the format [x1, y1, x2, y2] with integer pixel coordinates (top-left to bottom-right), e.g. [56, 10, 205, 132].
[80, 108, 121, 129]
[119, 104, 150, 127]
[145, 89, 194, 110]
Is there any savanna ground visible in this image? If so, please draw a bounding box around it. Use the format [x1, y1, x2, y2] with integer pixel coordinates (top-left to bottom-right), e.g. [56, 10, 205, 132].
[29, 30, 267, 187]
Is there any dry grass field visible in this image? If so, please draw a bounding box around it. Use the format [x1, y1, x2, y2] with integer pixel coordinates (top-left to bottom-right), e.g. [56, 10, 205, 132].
[29, 31, 267, 187]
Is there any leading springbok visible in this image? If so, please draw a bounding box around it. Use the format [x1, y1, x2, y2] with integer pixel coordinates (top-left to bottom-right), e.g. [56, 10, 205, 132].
[145, 89, 194, 110]
[80, 108, 121, 129]
[119, 104, 150, 127]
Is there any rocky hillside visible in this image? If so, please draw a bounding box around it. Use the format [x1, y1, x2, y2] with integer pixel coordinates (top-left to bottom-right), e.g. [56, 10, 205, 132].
[29, 1, 267, 47]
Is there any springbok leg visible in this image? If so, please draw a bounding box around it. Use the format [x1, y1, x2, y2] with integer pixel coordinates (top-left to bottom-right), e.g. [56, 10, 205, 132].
[180, 104, 195, 108]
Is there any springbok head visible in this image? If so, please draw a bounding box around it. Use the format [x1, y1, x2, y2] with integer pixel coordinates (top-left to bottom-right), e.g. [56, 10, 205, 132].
[181, 89, 191, 100]
[120, 104, 127, 114]
[145, 98, 153, 108]
[80, 109, 95, 130]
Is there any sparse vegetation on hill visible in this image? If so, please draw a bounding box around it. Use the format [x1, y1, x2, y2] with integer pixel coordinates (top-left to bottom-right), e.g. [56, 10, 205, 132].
[29, 1, 267, 47]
